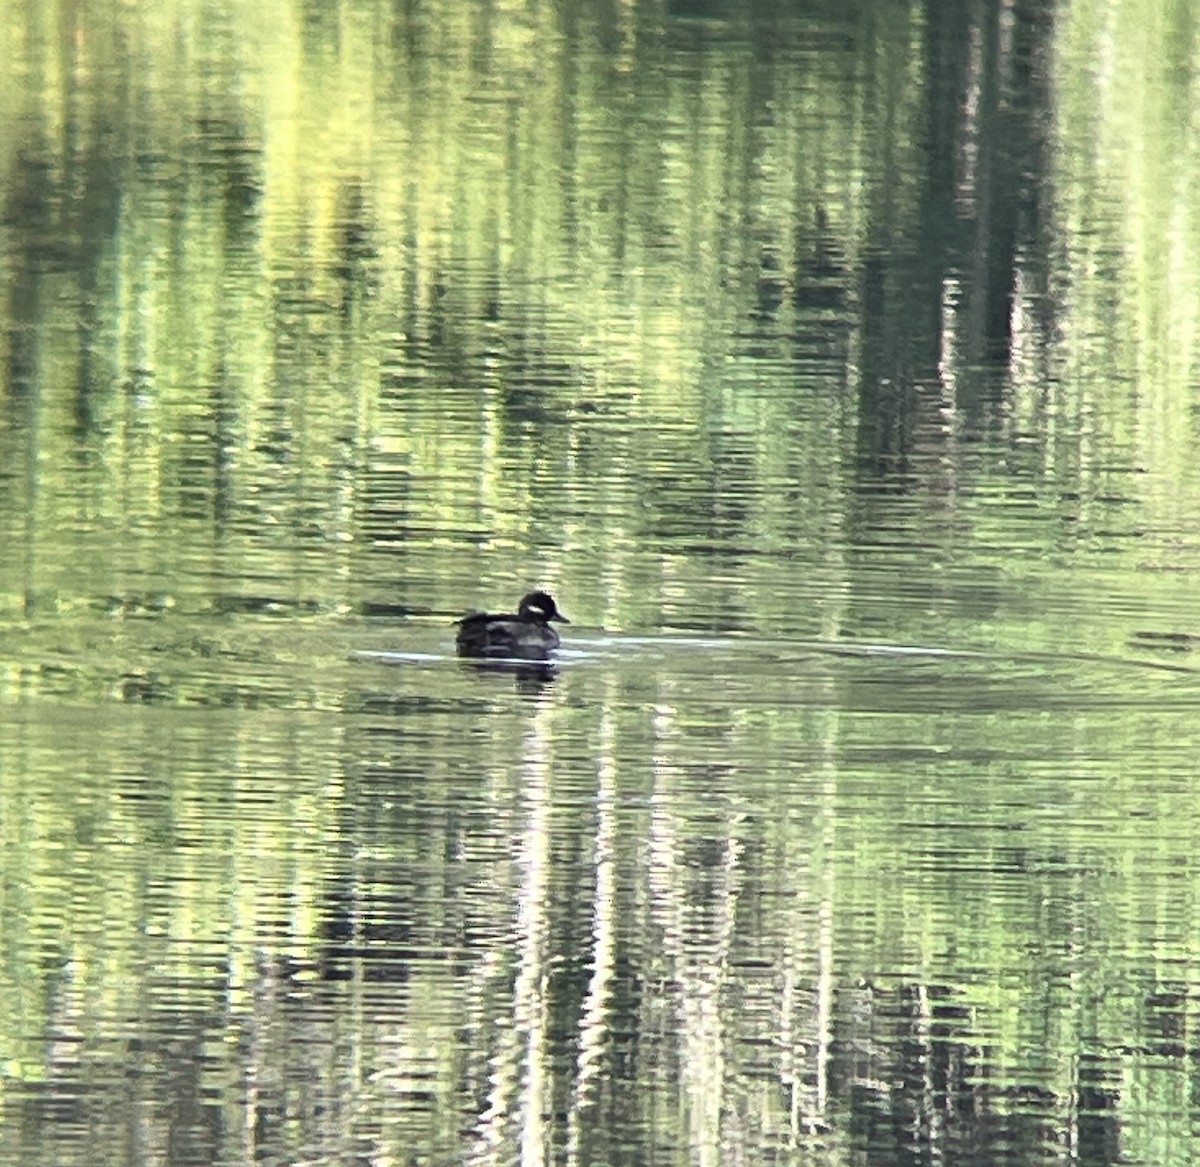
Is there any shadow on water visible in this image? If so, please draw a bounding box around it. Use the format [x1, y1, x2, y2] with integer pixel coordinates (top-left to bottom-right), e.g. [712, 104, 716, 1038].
[454, 657, 561, 695]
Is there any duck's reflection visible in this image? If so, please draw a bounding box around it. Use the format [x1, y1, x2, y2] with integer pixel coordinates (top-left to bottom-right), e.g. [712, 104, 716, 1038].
[458, 657, 559, 694]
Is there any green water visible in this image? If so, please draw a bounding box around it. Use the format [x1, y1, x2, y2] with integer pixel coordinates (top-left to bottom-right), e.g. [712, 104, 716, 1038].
[3, 1, 1200, 1164]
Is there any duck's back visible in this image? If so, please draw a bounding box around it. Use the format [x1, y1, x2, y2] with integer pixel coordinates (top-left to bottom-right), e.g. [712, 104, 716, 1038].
[456, 611, 511, 657]
[455, 611, 559, 659]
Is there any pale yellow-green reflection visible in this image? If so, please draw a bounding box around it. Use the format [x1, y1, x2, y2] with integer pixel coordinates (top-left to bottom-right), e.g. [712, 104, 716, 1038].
[514, 709, 553, 1167]
[565, 704, 617, 1167]
[1042, 0, 1200, 457]
[647, 688, 738, 1166]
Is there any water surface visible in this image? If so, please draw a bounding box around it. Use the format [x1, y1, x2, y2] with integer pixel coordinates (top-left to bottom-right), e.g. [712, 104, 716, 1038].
[3, 1, 1200, 1165]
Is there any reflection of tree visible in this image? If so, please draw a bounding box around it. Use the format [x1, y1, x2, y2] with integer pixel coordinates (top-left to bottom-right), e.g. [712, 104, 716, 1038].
[856, 0, 1057, 480]
[832, 979, 1121, 1166]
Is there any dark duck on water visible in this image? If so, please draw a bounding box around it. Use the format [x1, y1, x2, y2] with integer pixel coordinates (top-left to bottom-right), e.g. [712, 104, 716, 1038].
[455, 591, 570, 659]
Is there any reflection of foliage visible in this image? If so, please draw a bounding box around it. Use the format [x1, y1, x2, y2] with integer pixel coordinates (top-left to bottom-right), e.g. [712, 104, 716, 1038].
[3, 659, 1197, 1162]
[3, 0, 1184, 632]
[0, 0, 892, 625]
[3, 5, 1200, 1158]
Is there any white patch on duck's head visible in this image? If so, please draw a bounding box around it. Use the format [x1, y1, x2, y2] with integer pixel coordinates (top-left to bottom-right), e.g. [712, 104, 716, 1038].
[519, 590, 563, 623]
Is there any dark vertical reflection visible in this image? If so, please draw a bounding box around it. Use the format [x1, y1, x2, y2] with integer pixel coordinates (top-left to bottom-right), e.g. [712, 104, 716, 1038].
[200, 115, 263, 534]
[855, 0, 1056, 480]
[956, 0, 1057, 368]
[69, 134, 122, 450]
[854, 0, 951, 482]
[834, 980, 1124, 1167]
[332, 179, 378, 322]
[997, 0, 1059, 375]
[4, 148, 59, 615]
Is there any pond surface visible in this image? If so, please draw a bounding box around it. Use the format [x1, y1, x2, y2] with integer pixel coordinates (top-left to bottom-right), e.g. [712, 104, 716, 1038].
[4, 1, 1200, 1165]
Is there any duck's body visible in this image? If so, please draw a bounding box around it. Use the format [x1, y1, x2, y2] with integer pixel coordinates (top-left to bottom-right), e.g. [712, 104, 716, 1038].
[455, 591, 570, 660]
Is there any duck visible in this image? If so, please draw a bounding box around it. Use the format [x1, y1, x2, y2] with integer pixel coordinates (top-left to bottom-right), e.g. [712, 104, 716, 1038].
[455, 590, 570, 659]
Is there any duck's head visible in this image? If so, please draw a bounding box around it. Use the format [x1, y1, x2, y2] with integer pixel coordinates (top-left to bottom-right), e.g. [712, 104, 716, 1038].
[518, 591, 569, 625]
